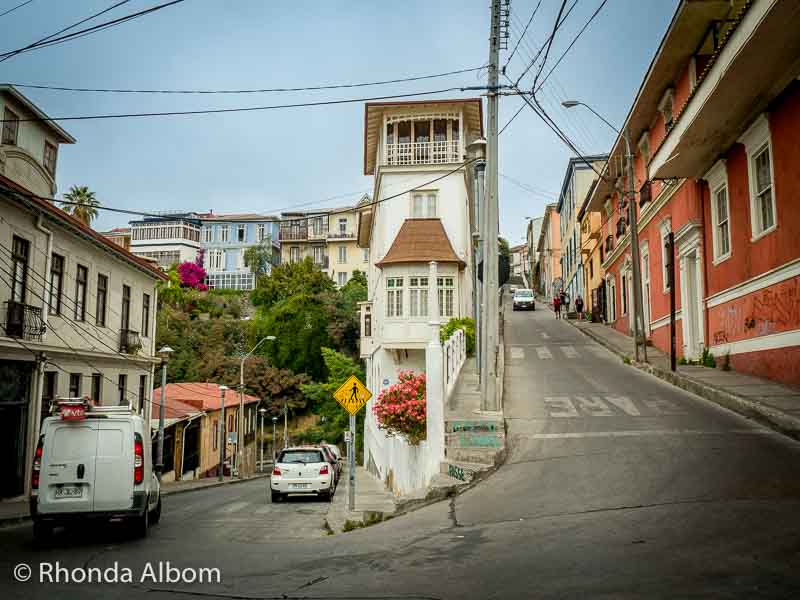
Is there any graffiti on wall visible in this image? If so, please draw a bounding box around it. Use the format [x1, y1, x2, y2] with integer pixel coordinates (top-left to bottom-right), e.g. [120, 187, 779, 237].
[710, 276, 800, 345]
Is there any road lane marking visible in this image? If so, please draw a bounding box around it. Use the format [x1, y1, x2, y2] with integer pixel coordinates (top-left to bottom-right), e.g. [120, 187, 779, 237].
[528, 429, 776, 439]
[536, 347, 553, 360]
[544, 396, 579, 417]
[574, 396, 615, 416]
[606, 395, 642, 416]
[218, 500, 250, 514]
[561, 345, 579, 359]
[543, 396, 688, 418]
[541, 332, 550, 339]
[510, 347, 525, 359]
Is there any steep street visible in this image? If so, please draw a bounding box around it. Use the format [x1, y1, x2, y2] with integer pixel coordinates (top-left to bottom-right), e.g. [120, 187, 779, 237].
[4, 302, 800, 598]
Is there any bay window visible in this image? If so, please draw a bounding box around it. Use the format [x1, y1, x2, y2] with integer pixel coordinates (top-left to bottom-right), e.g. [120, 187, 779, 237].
[437, 277, 454, 318]
[409, 276, 429, 318]
[386, 277, 403, 317]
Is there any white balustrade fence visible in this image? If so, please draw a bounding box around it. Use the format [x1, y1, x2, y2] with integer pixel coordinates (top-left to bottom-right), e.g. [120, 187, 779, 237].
[385, 140, 460, 167]
[444, 328, 467, 398]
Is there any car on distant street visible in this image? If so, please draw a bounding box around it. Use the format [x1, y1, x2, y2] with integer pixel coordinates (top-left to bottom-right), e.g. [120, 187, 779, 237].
[512, 288, 535, 311]
[271, 447, 334, 502]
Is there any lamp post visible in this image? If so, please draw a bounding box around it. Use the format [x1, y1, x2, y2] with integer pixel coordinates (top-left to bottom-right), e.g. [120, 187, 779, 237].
[562, 100, 648, 362]
[271, 416, 277, 465]
[259, 407, 266, 472]
[218, 384, 228, 482]
[155, 346, 173, 481]
[238, 335, 276, 478]
[467, 137, 487, 390]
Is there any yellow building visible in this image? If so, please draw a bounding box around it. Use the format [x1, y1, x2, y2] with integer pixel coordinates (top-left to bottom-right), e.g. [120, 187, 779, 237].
[577, 185, 605, 320]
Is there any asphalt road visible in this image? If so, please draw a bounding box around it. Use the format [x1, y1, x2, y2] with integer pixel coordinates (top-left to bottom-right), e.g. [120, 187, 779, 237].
[3, 302, 800, 599]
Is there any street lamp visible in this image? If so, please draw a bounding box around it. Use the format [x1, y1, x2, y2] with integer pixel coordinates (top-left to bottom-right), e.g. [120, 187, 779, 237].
[155, 346, 173, 480]
[258, 407, 266, 472]
[238, 335, 276, 478]
[562, 99, 647, 363]
[218, 384, 228, 482]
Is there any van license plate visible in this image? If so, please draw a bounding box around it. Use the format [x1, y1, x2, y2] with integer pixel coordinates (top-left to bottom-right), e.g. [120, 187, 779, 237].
[54, 486, 82, 499]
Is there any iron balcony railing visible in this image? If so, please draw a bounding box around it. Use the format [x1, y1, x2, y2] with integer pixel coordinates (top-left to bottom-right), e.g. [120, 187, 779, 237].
[327, 231, 356, 240]
[120, 329, 142, 354]
[385, 140, 460, 167]
[279, 229, 308, 241]
[2, 301, 45, 341]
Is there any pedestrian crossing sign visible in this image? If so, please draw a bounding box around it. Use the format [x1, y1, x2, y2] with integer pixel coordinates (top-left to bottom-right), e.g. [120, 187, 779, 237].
[333, 375, 372, 415]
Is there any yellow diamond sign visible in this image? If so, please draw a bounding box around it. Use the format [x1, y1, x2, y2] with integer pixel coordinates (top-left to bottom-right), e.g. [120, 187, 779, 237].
[333, 375, 372, 415]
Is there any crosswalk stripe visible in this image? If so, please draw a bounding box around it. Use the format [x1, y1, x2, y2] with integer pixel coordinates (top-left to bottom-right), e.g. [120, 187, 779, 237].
[561, 346, 579, 359]
[219, 500, 249, 514]
[535, 347, 553, 359]
[541, 332, 550, 339]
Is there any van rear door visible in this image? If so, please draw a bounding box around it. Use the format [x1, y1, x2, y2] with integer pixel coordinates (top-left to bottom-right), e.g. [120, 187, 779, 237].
[93, 419, 135, 511]
[39, 421, 98, 514]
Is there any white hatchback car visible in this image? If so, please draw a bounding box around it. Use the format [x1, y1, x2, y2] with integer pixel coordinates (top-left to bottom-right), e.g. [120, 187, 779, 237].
[271, 447, 334, 502]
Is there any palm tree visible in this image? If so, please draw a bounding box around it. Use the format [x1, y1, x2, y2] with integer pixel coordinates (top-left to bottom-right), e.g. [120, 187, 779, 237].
[61, 186, 100, 226]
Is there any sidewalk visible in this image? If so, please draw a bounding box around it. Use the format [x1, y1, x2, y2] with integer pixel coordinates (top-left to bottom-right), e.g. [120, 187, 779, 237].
[325, 465, 397, 533]
[0, 472, 269, 528]
[568, 316, 800, 441]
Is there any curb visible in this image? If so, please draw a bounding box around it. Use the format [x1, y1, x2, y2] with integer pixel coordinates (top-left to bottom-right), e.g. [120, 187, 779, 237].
[0, 474, 270, 528]
[568, 321, 800, 443]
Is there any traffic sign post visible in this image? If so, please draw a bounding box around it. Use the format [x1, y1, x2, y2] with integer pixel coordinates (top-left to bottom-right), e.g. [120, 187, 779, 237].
[333, 375, 372, 511]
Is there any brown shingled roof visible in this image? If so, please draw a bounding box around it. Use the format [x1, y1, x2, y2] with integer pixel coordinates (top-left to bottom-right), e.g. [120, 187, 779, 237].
[376, 218, 465, 269]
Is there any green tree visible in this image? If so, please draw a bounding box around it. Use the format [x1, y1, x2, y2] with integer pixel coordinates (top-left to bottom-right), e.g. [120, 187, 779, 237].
[61, 186, 100, 226]
[243, 240, 275, 278]
[250, 257, 335, 309]
[324, 269, 367, 357]
[498, 237, 511, 258]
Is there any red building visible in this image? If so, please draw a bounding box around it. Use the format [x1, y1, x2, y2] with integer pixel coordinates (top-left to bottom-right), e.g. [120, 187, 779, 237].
[586, 0, 800, 385]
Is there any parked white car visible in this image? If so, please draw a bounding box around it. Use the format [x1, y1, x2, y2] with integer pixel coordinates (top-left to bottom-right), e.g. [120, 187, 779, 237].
[271, 447, 334, 502]
[30, 400, 161, 542]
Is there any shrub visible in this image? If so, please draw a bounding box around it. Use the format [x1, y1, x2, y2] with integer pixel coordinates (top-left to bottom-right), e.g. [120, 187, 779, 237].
[372, 370, 426, 445]
[722, 352, 731, 371]
[440, 317, 476, 356]
[701, 347, 716, 368]
[177, 261, 208, 290]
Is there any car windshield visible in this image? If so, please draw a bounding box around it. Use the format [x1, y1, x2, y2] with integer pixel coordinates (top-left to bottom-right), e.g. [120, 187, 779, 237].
[515, 290, 533, 298]
[279, 450, 323, 464]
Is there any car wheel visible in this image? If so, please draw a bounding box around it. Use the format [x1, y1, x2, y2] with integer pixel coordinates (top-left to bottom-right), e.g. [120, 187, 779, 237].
[131, 505, 149, 539]
[149, 494, 162, 525]
[33, 520, 52, 544]
[271, 491, 281, 503]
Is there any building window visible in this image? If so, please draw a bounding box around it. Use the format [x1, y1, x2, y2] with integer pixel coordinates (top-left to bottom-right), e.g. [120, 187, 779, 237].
[2, 107, 19, 145]
[659, 88, 674, 132]
[212, 420, 218, 451]
[313, 246, 325, 264]
[96, 274, 107, 326]
[621, 273, 628, 315]
[412, 192, 437, 218]
[69, 373, 81, 397]
[437, 277, 455, 317]
[91, 373, 102, 404]
[121, 284, 131, 329]
[739, 117, 777, 240]
[338, 218, 347, 234]
[705, 160, 731, 263]
[409, 276, 429, 318]
[660, 220, 671, 292]
[257, 223, 266, 241]
[74, 265, 88, 321]
[237, 224, 246, 242]
[208, 249, 223, 271]
[338, 246, 347, 264]
[220, 226, 230, 243]
[386, 277, 403, 317]
[290, 246, 300, 263]
[364, 305, 372, 337]
[638, 131, 651, 174]
[362, 248, 369, 262]
[11, 235, 29, 303]
[589, 257, 594, 279]
[43, 141, 58, 176]
[138, 375, 147, 413]
[337, 272, 347, 286]
[49, 254, 64, 315]
[42, 372, 57, 422]
[607, 277, 616, 322]
[142, 293, 151, 337]
[118, 374, 127, 406]
[203, 227, 212, 243]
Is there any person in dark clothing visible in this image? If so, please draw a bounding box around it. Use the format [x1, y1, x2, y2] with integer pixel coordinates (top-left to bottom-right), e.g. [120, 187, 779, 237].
[559, 291, 567, 314]
[575, 295, 584, 320]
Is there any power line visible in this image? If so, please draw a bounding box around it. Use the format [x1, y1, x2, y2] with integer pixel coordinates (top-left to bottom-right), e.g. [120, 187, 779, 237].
[9, 66, 487, 95]
[503, 0, 541, 70]
[0, 0, 134, 63]
[535, 0, 609, 93]
[0, 0, 35, 19]
[499, 173, 557, 198]
[514, 0, 577, 87]
[0, 87, 467, 124]
[531, 0, 568, 93]
[0, 0, 185, 62]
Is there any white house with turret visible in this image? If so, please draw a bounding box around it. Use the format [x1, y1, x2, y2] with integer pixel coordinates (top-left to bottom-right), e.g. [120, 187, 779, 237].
[357, 98, 482, 495]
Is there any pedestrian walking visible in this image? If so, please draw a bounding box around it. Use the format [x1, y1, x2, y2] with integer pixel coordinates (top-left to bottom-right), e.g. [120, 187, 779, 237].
[553, 295, 561, 319]
[559, 291, 567, 315]
[575, 295, 584, 320]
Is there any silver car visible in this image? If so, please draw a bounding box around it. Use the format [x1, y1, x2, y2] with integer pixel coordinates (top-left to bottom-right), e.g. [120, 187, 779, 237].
[270, 447, 334, 502]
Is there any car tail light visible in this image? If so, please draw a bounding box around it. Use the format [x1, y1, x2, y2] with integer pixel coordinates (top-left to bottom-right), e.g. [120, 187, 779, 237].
[134, 433, 144, 485]
[272, 466, 281, 476]
[31, 436, 43, 490]
[319, 464, 329, 475]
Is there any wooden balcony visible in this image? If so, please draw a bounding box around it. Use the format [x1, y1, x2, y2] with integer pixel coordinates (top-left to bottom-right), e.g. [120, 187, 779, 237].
[385, 140, 460, 167]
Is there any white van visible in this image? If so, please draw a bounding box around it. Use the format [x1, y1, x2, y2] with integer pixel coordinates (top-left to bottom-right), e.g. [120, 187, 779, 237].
[30, 399, 161, 541]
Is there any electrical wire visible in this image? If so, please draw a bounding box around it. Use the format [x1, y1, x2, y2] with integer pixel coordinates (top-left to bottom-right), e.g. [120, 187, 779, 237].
[503, 0, 541, 71]
[0, 0, 184, 62]
[514, 0, 577, 87]
[9, 66, 487, 95]
[0, 0, 35, 19]
[531, 0, 569, 93]
[0, 87, 467, 123]
[0, 0, 134, 63]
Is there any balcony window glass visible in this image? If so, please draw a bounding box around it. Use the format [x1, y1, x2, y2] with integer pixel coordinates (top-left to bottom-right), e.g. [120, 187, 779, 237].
[437, 277, 454, 317]
[396, 121, 411, 144]
[433, 119, 448, 142]
[414, 120, 430, 143]
[452, 119, 460, 143]
[43, 142, 58, 177]
[313, 246, 325, 264]
[386, 277, 403, 317]
[49, 254, 64, 315]
[11, 235, 29, 303]
[338, 218, 347, 234]
[409, 276, 428, 318]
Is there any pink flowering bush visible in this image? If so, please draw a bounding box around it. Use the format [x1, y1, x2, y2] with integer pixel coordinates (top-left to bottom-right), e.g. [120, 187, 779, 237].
[372, 370, 426, 444]
[177, 261, 208, 290]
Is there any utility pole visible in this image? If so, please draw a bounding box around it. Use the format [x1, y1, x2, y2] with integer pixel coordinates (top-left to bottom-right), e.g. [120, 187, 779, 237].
[623, 129, 647, 363]
[481, 0, 504, 411]
[218, 385, 228, 482]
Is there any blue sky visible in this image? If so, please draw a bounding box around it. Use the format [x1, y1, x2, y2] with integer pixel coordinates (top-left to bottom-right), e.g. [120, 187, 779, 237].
[1, 0, 677, 243]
